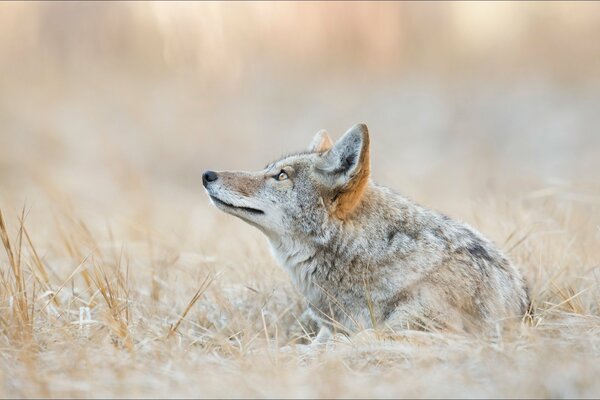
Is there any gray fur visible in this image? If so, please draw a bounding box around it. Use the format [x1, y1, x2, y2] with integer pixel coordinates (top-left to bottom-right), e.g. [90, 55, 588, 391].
[203, 124, 530, 334]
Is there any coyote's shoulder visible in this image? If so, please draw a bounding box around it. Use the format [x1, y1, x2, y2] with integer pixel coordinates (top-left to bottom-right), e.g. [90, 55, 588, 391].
[203, 124, 530, 333]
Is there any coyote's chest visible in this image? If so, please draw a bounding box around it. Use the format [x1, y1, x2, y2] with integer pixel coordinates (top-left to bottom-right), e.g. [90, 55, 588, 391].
[269, 237, 397, 331]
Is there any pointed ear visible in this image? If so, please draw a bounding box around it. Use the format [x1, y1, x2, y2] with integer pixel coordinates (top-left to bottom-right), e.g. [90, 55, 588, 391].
[319, 123, 370, 219]
[308, 129, 333, 153]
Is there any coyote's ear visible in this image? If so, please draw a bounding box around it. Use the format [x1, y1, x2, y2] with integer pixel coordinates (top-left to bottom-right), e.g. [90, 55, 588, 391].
[308, 129, 333, 153]
[319, 123, 370, 219]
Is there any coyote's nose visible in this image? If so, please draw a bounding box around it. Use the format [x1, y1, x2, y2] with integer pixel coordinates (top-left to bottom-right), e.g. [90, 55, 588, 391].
[202, 170, 218, 187]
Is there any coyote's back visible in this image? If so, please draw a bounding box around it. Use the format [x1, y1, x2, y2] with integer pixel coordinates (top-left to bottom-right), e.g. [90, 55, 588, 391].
[203, 124, 529, 334]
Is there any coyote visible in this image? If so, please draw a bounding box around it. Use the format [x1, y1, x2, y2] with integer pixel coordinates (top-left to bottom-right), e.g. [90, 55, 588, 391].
[202, 124, 530, 335]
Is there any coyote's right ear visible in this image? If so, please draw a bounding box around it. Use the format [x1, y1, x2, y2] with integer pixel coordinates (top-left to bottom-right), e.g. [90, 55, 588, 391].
[319, 123, 370, 219]
[308, 129, 333, 153]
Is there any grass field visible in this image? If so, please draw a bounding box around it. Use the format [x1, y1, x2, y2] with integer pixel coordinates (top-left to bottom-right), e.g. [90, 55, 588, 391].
[1, 2, 600, 398]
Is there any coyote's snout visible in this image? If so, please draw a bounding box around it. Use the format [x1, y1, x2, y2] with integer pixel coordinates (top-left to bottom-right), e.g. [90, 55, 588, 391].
[203, 124, 530, 334]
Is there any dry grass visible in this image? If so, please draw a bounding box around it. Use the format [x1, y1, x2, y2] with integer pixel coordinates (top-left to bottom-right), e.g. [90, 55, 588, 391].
[0, 174, 599, 398]
[1, 2, 600, 398]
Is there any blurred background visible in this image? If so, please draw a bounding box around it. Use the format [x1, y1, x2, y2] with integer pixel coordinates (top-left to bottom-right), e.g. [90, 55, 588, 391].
[0, 1, 599, 245]
[2, 4, 600, 397]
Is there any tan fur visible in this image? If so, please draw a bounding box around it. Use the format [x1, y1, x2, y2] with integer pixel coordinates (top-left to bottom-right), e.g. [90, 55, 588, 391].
[220, 171, 262, 197]
[330, 126, 370, 220]
[309, 129, 334, 153]
[203, 123, 530, 336]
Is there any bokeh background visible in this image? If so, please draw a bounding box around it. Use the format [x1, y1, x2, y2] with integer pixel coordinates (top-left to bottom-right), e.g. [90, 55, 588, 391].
[1, 1, 599, 213]
[1, 3, 600, 397]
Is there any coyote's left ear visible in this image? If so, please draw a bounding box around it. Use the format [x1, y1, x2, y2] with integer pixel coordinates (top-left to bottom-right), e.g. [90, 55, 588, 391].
[319, 123, 370, 219]
[308, 129, 333, 153]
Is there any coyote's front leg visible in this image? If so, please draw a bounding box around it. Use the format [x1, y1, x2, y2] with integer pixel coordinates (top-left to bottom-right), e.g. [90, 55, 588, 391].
[287, 308, 320, 343]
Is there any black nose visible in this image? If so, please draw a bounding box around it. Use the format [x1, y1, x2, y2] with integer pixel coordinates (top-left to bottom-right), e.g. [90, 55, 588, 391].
[202, 170, 218, 187]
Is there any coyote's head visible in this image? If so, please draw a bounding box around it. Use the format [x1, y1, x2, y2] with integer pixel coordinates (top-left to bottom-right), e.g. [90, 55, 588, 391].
[202, 124, 370, 240]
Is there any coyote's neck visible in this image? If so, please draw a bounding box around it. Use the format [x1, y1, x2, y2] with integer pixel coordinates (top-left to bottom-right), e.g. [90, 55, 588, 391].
[268, 235, 321, 297]
[268, 185, 407, 304]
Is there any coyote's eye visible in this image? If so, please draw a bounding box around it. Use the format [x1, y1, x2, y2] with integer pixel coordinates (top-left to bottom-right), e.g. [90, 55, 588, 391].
[274, 170, 288, 181]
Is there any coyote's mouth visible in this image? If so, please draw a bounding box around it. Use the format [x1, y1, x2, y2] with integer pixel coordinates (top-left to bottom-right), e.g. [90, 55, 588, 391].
[210, 196, 264, 215]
